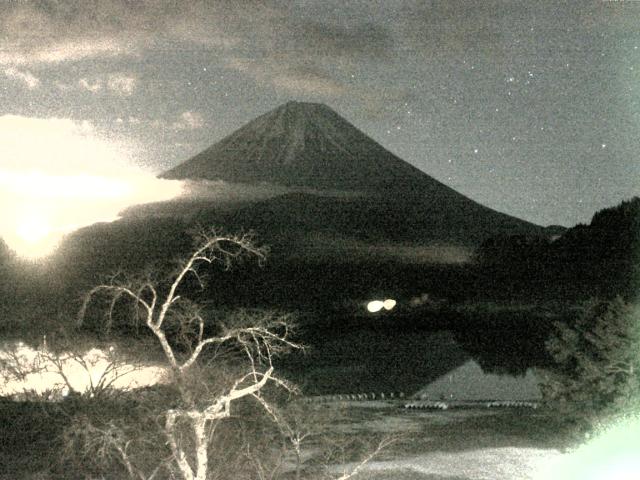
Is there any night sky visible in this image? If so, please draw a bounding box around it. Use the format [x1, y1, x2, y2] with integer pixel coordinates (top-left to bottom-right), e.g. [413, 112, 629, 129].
[1, 0, 639, 227]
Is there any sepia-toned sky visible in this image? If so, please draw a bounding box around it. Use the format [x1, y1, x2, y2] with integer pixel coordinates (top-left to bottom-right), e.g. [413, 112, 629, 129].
[1, 0, 639, 227]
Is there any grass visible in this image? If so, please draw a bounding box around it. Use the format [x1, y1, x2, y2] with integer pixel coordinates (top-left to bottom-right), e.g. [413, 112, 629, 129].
[303, 402, 572, 480]
[0, 391, 577, 480]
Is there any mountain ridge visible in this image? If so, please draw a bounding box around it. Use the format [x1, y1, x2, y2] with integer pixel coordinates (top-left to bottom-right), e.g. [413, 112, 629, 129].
[162, 101, 466, 196]
[160, 101, 543, 246]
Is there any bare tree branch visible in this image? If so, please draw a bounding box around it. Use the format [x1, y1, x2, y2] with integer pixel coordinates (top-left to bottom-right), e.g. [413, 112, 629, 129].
[74, 229, 299, 480]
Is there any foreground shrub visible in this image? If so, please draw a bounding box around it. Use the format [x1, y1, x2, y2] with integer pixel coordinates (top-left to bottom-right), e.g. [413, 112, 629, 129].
[540, 297, 640, 430]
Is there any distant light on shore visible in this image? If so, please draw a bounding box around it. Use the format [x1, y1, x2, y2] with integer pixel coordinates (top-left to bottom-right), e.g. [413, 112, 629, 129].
[366, 299, 397, 313]
[367, 300, 385, 313]
[383, 299, 397, 310]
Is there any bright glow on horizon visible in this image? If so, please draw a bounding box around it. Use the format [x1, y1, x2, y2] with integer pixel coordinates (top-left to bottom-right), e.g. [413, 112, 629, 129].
[536, 415, 640, 480]
[0, 170, 184, 259]
[0, 115, 184, 259]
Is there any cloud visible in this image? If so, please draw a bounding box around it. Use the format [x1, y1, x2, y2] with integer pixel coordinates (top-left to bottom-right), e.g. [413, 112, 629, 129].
[0, 0, 161, 66]
[0, 115, 131, 176]
[0, 0, 378, 99]
[0, 1, 239, 66]
[172, 111, 205, 130]
[0, 0, 391, 101]
[271, 72, 345, 97]
[107, 74, 137, 96]
[78, 73, 137, 95]
[3, 67, 40, 89]
[55, 81, 72, 91]
[291, 20, 394, 59]
[79, 78, 102, 93]
[0, 114, 183, 258]
[0, 37, 138, 66]
[225, 57, 347, 97]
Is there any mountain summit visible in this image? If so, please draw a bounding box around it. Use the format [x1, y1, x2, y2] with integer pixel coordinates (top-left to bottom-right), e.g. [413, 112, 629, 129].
[162, 101, 450, 193]
[161, 101, 543, 245]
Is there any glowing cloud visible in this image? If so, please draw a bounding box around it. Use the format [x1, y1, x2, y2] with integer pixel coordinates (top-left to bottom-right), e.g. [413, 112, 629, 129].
[3, 66, 40, 89]
[0, 115, 184, 259]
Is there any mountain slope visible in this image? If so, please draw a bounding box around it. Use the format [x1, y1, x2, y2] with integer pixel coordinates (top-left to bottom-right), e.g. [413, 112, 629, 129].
[161, 101, 543, 246]
[161, 101, 440, 193]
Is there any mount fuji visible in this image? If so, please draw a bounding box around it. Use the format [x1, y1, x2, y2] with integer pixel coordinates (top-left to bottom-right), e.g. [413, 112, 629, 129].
[161, 101, 544, 248]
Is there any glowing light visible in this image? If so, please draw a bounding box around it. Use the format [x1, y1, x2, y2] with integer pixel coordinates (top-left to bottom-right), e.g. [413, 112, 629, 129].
[0, 171, 133, 199]
[367, 300, 385, 313]
[537, 415, 640, 480]
[383, 299, 397, 311]
[16, 212, 51, 245]
[0, 171, 183, 259]
[0, 115, 184, 259]
[367, 299, 397, 313]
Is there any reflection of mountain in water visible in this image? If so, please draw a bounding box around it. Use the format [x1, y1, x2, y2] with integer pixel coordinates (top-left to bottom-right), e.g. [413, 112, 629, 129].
[416, 360, 541, 402]
[281, 330, 469, 395]
[281, 310, 550, 398]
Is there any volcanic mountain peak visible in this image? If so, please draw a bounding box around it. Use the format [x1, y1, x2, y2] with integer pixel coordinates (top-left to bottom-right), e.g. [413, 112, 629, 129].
[160, 101, 436, 192]
[160, 102, 543, 241]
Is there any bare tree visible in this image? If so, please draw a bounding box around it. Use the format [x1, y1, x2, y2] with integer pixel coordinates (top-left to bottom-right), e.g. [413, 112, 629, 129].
[77, 229, 301, 480]
[72, 228, 392, 480]
[248, 397, 399, 480]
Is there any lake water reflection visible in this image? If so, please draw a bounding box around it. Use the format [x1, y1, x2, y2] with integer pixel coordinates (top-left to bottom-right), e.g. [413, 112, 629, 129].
[0, 341, 167, 399]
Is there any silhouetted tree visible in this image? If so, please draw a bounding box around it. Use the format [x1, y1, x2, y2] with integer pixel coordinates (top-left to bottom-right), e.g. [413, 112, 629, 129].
[540, 297, 640, 428]
[72, 228, 387, 480]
